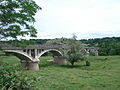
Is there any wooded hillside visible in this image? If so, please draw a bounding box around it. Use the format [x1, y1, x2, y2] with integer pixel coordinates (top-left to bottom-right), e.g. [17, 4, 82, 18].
[80, 37, 120, 56]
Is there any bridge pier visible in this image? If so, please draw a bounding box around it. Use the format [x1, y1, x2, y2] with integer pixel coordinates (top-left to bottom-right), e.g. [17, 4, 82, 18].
[96, 50, 99, 56]
[20, 60, 39, 71]
[54, 56, 67, 65]
[28, 61, 39, 71]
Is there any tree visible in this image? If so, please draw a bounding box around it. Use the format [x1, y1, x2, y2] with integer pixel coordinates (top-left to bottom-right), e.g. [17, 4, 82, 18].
[63, 34, 86, 66]
[81, 37, 120, 56]
[0, 0, 41, 40]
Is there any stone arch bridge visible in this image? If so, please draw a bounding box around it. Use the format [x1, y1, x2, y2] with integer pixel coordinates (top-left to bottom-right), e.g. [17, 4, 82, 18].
[1, 44, 99, 70]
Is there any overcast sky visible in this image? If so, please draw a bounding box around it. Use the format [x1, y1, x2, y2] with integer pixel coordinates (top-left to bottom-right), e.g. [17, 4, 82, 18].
[33, 0, 120, 39]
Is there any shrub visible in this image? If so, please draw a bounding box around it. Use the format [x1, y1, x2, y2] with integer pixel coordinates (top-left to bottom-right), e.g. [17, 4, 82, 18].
[63, 34, 86, 66]
[86, 61, 90, 66]
[0, 60, 38, 90]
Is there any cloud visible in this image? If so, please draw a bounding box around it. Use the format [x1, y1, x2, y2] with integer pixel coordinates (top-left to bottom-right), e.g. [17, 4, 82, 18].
[33, 0, 120, 39]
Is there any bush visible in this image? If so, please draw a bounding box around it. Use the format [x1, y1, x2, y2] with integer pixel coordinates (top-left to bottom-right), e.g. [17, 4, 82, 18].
[0, 60, 38, 90]
[86, 61, 90, 66]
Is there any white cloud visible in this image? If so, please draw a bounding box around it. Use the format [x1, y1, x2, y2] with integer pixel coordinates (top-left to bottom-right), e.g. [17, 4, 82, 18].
[33, 0, 120, 39]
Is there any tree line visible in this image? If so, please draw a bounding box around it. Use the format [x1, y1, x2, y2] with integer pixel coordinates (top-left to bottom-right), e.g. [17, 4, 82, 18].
[1, 37, 120, 56]
[30, 37, 120, 56]
[80, 37, 120, 56]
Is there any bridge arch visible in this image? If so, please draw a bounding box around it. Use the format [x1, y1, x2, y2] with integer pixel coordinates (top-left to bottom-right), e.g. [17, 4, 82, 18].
[38, 49, 63, 59]
[4, 50, 39, 70]
[4, 50, 34, 61]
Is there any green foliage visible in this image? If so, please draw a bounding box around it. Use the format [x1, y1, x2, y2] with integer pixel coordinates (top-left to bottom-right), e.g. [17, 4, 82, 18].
[90, 50, 96, 56]
[0, 39, 36, 48]
[81, 37, 120, 56]
[0, 0, 41, 40]
[0, 57, 38, 90]
[30, 39, 51, 44]
[85, 61, 90, 66]
[63, 34, 86, 66]
[99, 41, 120, 56]
[8, 39, 36, 48]
[46, 39, 65, 45]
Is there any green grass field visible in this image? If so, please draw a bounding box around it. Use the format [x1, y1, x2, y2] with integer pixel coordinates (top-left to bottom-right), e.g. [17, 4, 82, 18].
[0, 55, 120, 90]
